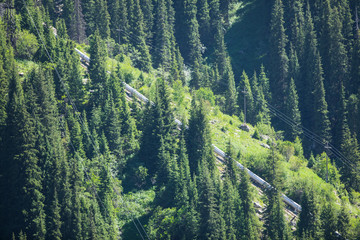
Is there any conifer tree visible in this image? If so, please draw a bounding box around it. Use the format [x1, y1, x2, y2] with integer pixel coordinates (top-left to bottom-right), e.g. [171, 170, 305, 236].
[269, 0, 289, 113]
[224, 141, 238, 185]
[69, 0, 87, 43]
[110, 0, 129, 44]
[187, 98, 215, 175]
[153, 0, 172, 69]
[129, 0, 152, 72]
[219, 0, 232, 27]
[320, 203, 338, 240]
[198, 160, 222, 240]
[222, 176, 237, 240]
[258, 65, 271, 103]
[263, 145, 290, 240]
[89, 29, 107, 92]
[224, 68, 237, 115]
[184, 0, 204, 88]
[237, 71, 254, 123]
[301, 4, 331, 152]
[238, 168, 259, 240]
[94, 0, 111, 39]
[284, 78, 302, 141]
[139, 0, 153, 45]
[197, 0, 211, 46]
[297, 187, 321, 239]
[341, 126, 360, 192]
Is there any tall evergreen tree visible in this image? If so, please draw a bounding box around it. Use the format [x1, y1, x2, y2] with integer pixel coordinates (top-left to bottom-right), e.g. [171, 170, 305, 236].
[186, 98, 215, 175]
[197, 0, 211, 46]
[153, 0, 172, 69]
[88, 29, 108, 99]
[68, 0, 87, 43]
[301, 4, 331, 152]
[269, 0, 289, 113]
[128, 0, 152, 72]
[297, 187, 321, 239]
[284, 78, 302, 141]
[184, 0, 204, 88]
[237, 71, 254, 123]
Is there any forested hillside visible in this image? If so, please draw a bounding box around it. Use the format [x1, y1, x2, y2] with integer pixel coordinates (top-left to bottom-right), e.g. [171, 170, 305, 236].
[0, 0, 359, 239]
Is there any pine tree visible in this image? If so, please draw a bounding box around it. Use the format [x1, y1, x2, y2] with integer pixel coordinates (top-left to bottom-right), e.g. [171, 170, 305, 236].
[222, 177, 237, 240]
[269, 0, 289, 113]
[94, 0, 111, 39]
[153, 0, 172, 69]
[184, 0, 204, 88]
[110, 0, 129, 44]
[301, 4, 331, 153]
[238, 168, 259, 240]
[297, 187, 321, 239]
[198, 161, 222, 240]
[139, 0, 153, 45]
[197, 0, 211, 46]
[320, 203, 338, 240]
[237, 71, 254, 123]
[129, 0, 152, 72]
[337, 200, 350, 239]
[258, 65, 271, 103]
[186, 98, 215, 175]
[284, 78, 302, 141]
[224, 67, 237, 115]
[69, 0, 87, 43]
[88, 29, 107, 92]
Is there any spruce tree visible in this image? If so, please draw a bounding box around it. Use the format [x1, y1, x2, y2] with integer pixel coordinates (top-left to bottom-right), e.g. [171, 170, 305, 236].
[94, 0, 111, 39]
[238, 168, 259, 240]
[186, 98, 215, 175]
[237, 71, 254, 123]
[153, 0, 172, 69]
[297, 187, 321, 239]
[69, 0, 87, 43]
[269, 0, 289, 113]
[224, 67, 237, 115]
[301, 4, 331, 152]
[184, 0, 204, 88]
[284, 78, 302, 141]
[197, 0, 211, 46]
[129, 0, 152, 72]
[198, 161, 222, 240]
[89, 29, 107, 85]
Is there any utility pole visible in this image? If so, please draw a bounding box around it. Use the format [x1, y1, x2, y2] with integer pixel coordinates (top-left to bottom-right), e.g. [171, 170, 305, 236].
[325, 142, 331, 183]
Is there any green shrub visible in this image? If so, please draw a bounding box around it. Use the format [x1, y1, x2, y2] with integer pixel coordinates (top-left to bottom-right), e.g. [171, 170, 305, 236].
[15, 30, 39, 59]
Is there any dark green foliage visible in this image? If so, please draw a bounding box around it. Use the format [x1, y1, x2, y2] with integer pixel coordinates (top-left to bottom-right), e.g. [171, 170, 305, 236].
[128, 0, 152, 72]
[269, 0, 289, 113]
[284, 78, 302, 141]
[186, 98, 215, 175]
[197, 0, 211, 46]
[320, 203, 338, 240]
[237, 71, 254, 123]
[69, 0, 87, 43]
[297, 187, 321, 239]
[89, 29, 108, 89]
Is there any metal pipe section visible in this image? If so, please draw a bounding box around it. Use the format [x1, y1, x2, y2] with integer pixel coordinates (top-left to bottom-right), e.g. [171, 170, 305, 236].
[75, 48, 302, 213]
